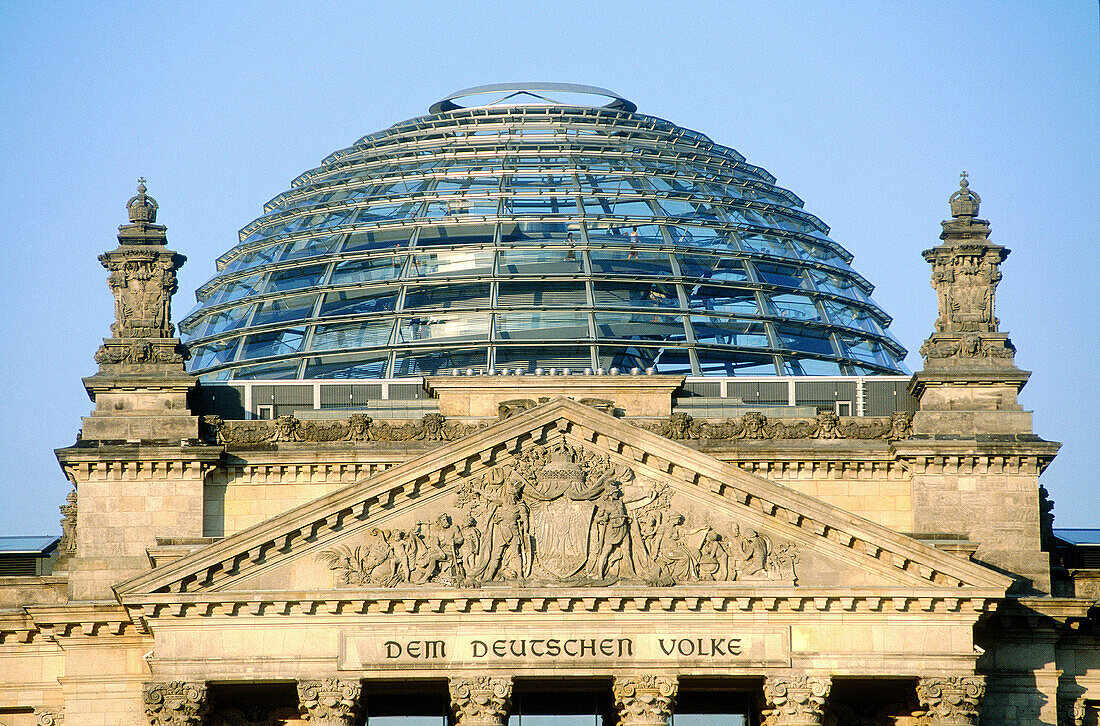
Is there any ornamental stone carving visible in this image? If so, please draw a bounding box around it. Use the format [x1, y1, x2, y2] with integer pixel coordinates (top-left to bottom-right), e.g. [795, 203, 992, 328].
[56, 486, 77, 567]
[319, 441, 798, 588]
[762, 675, 831, 726]
[143, 681, 209, 726]
[643, 411, 912, 441]
[613, 675, 678, 726]
[202, 413, 487, 446]
[34, 708, 63, 726]
[448, 676, 513, 726]
[919, 175, 1016, 370]
[915, 676, 984, 725]
[296, 678, 361, 726]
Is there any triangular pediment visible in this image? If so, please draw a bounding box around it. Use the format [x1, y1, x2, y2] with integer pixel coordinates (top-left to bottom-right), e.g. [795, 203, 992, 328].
[116, 398, 1011, 607]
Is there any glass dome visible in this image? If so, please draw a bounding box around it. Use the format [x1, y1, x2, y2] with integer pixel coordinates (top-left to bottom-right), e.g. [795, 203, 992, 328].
[180, 85, 908, 380]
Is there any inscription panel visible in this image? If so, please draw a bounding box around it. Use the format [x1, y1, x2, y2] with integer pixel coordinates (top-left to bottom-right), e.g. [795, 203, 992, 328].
[339, 627, 790, 670]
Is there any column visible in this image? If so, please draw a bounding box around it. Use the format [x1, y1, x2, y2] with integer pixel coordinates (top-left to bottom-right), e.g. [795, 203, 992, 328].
[297, 678, 362, 726]
[613, 675, 678, 726]
[761, 675, 830, 726]
[448, 676, 514, 726]
[143, 681, 209, 726]
[915, 676, 985, 726]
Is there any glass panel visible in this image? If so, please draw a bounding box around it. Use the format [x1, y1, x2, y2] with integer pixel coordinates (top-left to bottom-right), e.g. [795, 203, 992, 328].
[365, 690, 449, 726]
[504, 196, 576, 215]
[496, 311, 590, 340]
[687, 286, 759, 315]
[408, 249, 495, 278]
[592, 281, 680, 308]
[507, 691, 613, 726]
[189, 338, 240, 370]
[670, 691, 750, 726]
[753, 261, 806, 289]
[783, 357, 845, 375]
[658, 197, 721, 219]
[343, 228, 412, 252]
[320, 286, 399, 317]
[209, 273, 263, 304]
[393, 348, 488, 376]
[415, 223, 496, 247]
[498, 248, 584, 275]
[189, 304, 254, 337]
[677, 255, 748, 281]
[651, 347, 693, 373]
[806, 269, 869, 302]
[695, 350, 777, 375]
[584, 223, 663, 246]
[422, 197, 499, 217]
[596, 345, 659, 371]
[305, 352, 390, 379]
[775, 325, 835, 355]
[840, 335, 895, 367]
[580, 197, 658, 216]
[330, 256, 405, 284]
[231, 360, 301, 379]
[250, 294, 316, 327]
[312, 321, 394, 350]
[277, 233, 342, 262]
[239, 327, 307, 360]
[691, 317, 771, 347]
[594, 312, 686, 341]
[264, 264, 326, 293]
[738, 233, 793, 257]
[221, 245, 281, 274]
[497, 280, 587, 307]
[404, 282, 491, 310]
[819, 299, 885, 334]
[495, 346, 592, 371]
[589, 249, 673, 276]
[767, 293, 823, 321]
[500, 222, 575, 243]
[395, 313, 490, 343]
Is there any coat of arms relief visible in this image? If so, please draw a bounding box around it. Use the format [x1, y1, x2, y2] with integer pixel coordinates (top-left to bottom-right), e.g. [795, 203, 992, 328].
[319, 442, 799, 589]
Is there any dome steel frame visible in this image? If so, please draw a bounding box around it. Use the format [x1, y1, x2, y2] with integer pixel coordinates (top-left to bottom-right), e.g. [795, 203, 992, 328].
[181, 96, 908, 381]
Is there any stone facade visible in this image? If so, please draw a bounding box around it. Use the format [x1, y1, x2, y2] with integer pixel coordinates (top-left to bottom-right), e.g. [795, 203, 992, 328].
[0, 179, 1096, 726]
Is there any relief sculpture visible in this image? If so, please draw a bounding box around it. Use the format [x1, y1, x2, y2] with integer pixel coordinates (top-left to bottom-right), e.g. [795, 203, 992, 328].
[320, 442, 799, 588]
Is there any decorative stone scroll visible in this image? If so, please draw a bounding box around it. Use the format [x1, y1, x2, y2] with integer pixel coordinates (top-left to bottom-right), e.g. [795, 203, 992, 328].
[613, 675, 678, 726]
[143, 681, 209, 726]
[915, 676, 984, 726]
[448, 676, 513, 726]
[643, 411, 912, 442]
[762, 675, 831, 726]
[319, 441, 798, 588]
[296, 678, 361, 726]
[202, 412, 487, 446]
[34, 708, 63, 726]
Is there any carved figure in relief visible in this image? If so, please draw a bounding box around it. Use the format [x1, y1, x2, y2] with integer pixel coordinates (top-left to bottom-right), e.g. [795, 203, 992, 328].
[813, 411, 840, 439]
[478, 478, 532, 581]
[743, 411, 768, 439]
[456, 513, 481, 576]
[589, 484, 633, 579]
[697, 530, 729, 581]
[732, 527, 768, 579]
[651, 512, 699, 581]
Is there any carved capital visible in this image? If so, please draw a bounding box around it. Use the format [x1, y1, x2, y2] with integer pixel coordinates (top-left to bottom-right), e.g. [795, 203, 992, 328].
[143, 681, 209, 726]
[613, 675, 678, 726]
[297, 678, 361, 725]
[762, 675, 831, 726]
[448, 675, 513, 726]
[915, 676, 984, 725]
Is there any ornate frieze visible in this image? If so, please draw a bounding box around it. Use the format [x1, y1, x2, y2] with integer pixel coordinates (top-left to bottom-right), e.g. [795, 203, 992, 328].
[34, 708, 63, 726]
[643, 411, 912, 441]
[143, 681, 209, 726]
[202, 412, 487, 446]
[296, 678, 361, 726]
[613, 675, 678, 726]
[448, 676, 513, 726]
[762, 675, 831, 726]
[499, 397, 616, 419]
[319, 442, 798, 588]
[915, 676, 984, 725]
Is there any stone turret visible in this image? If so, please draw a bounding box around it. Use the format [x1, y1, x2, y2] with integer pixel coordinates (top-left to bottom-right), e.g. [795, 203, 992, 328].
[80, 179, 199, 441]
[909, 174, 1031, 435]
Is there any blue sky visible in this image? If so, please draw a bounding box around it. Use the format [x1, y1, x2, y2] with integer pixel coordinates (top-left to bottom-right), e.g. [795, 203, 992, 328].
[0, 1, 1096, 535]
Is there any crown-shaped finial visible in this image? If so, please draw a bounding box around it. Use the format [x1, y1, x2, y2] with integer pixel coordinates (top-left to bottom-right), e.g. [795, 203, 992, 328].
[126, 177, 159, 224]
[949, 171, 981, 219]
